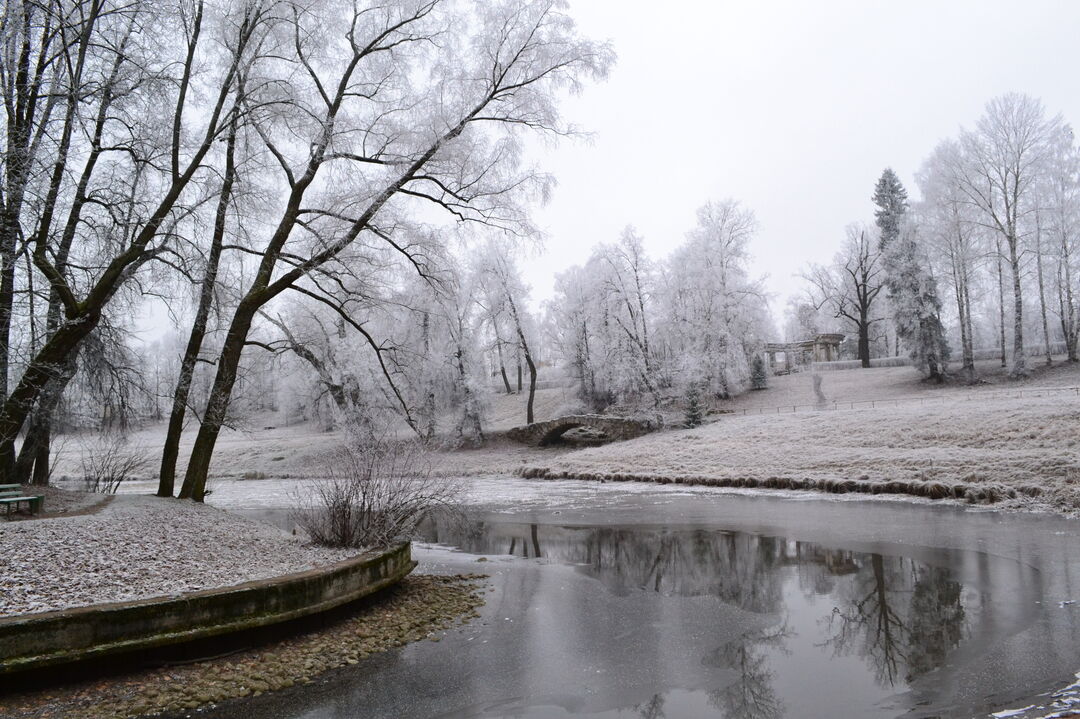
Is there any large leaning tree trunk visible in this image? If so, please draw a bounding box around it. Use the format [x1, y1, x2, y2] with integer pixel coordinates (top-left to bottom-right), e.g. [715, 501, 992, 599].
[0, 1, 262, 479]
[176, 1, 612, 501]
[157, 118, 238, 497]
[1, 0, 103, 479]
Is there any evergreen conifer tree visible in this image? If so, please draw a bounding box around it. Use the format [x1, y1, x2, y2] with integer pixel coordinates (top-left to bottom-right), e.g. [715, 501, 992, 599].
[750, 355, 768, 390]
[873, 169, 950, 381]
[684, 384, 704, 427]
[873, 168, 909, 252]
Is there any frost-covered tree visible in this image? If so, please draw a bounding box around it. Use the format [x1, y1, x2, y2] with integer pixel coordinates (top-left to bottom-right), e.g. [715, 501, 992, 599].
[782, 298, 832, 343]
[548, 229, 660, 411]
[444, 274, 486, 447]
[950, 93, 1061, 377]
[885, 224, 951, 381]
[873, 169, 950, 381]
[917, 141, 986, 381]
[1044, 126, 1080, 362]
[178, 0, 614, 500]
[683, 383, 703, 428]
[750, 355, 768, 390]
[873, 168, 908, 253]
[548, 265, 603, 405]
[546, 201, 771, 412]
[476, 243, 540, 424]
[0, 0, 272, 481]
[662, 200, 768, 398]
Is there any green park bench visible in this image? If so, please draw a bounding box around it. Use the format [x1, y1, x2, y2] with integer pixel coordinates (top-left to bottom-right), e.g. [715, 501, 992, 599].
[0, 484, 44, 517]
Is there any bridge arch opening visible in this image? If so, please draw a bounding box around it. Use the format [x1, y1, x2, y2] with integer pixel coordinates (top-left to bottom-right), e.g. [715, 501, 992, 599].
[539, 422, 612, 446]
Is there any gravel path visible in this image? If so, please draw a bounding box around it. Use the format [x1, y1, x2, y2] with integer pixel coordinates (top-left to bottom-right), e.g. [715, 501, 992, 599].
[0, 494, 359, 617]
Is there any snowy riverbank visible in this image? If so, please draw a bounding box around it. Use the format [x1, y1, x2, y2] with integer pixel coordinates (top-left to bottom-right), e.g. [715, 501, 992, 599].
[0, 492, 359, 617]
[517, 394, 1080, 515]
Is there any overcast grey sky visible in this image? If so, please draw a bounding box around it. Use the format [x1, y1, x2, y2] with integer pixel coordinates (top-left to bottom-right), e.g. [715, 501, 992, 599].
[525, 0, 1080, 328]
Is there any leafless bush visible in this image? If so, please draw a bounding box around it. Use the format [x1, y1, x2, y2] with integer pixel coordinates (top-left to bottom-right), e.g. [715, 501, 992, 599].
[293, 439, 462, 549]
[80, 433, 147, 493]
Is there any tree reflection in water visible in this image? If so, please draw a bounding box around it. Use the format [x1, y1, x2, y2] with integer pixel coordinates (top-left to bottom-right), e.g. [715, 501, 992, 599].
[635, 693, 665, 719]
[821, 554, 966, 685]
[705, 623, 791, 719]
[417, 514, 972, 715]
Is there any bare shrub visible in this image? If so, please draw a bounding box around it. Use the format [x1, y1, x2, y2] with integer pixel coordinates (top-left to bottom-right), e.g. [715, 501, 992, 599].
[294, 439, 462, 549]
[80, 433, 147, 494]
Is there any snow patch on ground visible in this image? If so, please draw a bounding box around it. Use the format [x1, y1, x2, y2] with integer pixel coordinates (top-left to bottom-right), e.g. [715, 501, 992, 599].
[0, 494, 359, 617]
[988, 672, 1080, 718]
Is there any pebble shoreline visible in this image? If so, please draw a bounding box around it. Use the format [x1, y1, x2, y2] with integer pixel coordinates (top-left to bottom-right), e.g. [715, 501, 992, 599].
[0, 574, 488, 719]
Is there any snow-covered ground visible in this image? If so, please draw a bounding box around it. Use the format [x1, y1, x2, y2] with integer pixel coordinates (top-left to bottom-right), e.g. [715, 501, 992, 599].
[47, 383, 576, 483]
[44, 361, 1080, 513]
[518, 392, 1080, 514]
[0, 494, 359, 617]
[991, 672, 1080, 718]
[724, 356, 1080, 411]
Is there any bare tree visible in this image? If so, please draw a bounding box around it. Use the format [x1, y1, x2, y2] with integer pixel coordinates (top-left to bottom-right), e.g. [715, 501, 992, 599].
[805, 226, 885, 368]
[178, 1, 613, 500]
[0, 0, 270, 479]
[952, 93, 1060, 377]
[1044, 125, 1080, 362]
[293, 435, 460, 549]
[479, 243, 538, 423]
[917, 141, 984, 381]
[157, 115, 240, 496]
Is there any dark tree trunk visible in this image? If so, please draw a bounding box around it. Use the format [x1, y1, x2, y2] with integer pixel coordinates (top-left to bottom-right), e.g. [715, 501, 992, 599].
[178, 304, 256, 501]
[858, 317, 871, 369]
[0, 308, 103, 477]
[14, 361, 75, 483]
[31, 425, 49, 485]
[504, 292, 537, 423]
[525, 351, 537, 424]
[496, 341, 512, 394]
[158, 122, 236, 497]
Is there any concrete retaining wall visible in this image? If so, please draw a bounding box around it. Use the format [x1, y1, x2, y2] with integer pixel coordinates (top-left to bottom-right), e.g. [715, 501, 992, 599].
[0, 542, 415, 675]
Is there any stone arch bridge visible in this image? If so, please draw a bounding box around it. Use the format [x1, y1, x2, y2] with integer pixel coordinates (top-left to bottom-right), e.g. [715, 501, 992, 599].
[506, 415, 656, 447]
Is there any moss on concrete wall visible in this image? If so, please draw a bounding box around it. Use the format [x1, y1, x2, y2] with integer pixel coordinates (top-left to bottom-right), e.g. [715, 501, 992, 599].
[0, 543, 415, 674]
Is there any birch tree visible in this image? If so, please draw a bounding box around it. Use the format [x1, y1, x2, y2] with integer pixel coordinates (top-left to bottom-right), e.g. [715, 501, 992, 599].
[177, 0, 612, 500]
[477, 244, 539, 423]
[1042, 125, 1080, 362]
[917, 141, 985, 381]
[663, 200, 766, 397]
[951, 93, 1061, 377]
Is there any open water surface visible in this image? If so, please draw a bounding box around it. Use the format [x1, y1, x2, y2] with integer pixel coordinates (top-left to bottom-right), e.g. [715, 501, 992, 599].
[151, 477, 1080, 719]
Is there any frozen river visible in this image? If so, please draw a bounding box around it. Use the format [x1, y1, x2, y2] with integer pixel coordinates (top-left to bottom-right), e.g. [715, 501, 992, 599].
[133, 477, 1080, 719]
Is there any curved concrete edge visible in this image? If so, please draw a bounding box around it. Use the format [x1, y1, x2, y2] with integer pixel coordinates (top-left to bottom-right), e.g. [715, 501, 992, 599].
[0, 542, 416, 675]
